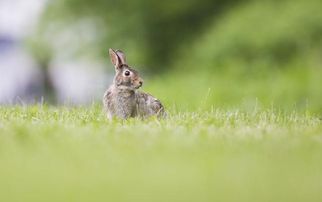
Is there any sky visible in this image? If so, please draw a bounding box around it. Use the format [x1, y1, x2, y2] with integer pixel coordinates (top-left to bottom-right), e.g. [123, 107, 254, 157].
[0, 0, 46, 38]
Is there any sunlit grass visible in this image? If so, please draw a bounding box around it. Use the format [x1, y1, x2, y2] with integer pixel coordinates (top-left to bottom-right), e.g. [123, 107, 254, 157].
[145, 65, 322, 114]
[0, 106, 321, 202]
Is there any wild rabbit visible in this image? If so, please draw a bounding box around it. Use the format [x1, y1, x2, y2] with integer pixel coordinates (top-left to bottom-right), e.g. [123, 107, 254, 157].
[103, 48, 165, 119]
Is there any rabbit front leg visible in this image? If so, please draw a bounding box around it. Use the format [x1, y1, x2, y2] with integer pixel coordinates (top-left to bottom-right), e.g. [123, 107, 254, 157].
[115, 104, 133, 119]
[114, 92, 137, 119]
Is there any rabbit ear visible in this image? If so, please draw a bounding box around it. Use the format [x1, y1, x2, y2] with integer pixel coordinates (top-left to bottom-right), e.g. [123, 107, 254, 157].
[109, 49, 127, 70]
[115, 50, 127, 65]
[109, 48, 121, 69]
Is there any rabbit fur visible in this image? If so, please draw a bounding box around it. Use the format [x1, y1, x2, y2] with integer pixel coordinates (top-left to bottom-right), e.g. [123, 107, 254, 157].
[103, 48, 165, 119]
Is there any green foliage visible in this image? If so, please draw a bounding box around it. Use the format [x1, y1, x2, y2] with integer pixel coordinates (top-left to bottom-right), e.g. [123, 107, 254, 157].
[178, 0, 322, 70]
[139, 0, 322, 114]
[0, 106, 322, 201]
[40, 0, 240, 71]
[39, 0, 322, 72]
[30, 0, 322, 112]
[145, 64, 322, 113]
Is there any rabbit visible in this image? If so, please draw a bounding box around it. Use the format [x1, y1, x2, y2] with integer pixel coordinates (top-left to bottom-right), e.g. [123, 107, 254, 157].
[103, 48, 166, 119]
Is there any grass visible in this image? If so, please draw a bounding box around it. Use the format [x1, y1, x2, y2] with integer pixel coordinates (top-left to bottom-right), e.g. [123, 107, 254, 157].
[146, 66, 322, 113]
[0, 105, 321, 202]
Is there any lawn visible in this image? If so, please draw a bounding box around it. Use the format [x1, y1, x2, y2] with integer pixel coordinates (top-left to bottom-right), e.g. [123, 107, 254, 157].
[0, 105, 321, 202]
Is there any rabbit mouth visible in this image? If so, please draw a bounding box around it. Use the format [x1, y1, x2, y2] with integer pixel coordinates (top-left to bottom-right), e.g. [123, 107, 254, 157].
[134, 82, 143, 89]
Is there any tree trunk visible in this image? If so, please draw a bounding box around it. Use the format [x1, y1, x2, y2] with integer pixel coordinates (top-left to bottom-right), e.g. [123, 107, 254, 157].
[40, 64, 56, 104]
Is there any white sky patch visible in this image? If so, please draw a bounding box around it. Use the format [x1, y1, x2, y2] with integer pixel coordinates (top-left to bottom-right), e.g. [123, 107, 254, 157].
[0, 0, 46, 38]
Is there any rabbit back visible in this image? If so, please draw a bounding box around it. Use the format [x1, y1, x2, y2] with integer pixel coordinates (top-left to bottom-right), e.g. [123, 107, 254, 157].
[136, 91, 166, 118]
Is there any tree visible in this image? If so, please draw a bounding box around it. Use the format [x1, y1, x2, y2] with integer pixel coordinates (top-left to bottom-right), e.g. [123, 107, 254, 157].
[38, 0, 241, 72]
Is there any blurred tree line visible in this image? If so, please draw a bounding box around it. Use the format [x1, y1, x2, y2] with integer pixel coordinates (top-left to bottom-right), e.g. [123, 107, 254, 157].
[31, 0, 243, 72]
[28, 0, 322, 106]
[32, 0, 322, 73]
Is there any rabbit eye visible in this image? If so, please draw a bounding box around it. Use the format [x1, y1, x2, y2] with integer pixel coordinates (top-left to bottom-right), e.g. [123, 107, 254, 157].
[124, 70, 130, 76]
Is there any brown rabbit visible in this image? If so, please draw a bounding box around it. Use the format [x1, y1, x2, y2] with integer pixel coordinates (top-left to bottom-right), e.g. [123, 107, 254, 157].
[103, 48, 165, 119]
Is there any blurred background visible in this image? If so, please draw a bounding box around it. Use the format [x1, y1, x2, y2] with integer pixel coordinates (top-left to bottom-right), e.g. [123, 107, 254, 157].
[1, 0, 321, 113]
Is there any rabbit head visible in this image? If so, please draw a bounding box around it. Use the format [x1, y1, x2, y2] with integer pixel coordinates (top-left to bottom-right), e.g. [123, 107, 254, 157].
[109, 48, 144, 91]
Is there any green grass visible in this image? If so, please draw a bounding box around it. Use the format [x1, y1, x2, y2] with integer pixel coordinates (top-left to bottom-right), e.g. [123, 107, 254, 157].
[145, 66, 322, 114]
[0, 105, 321, 202]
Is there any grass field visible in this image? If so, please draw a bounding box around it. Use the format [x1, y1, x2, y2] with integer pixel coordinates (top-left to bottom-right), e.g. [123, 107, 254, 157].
[0, 105, 321, 202]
